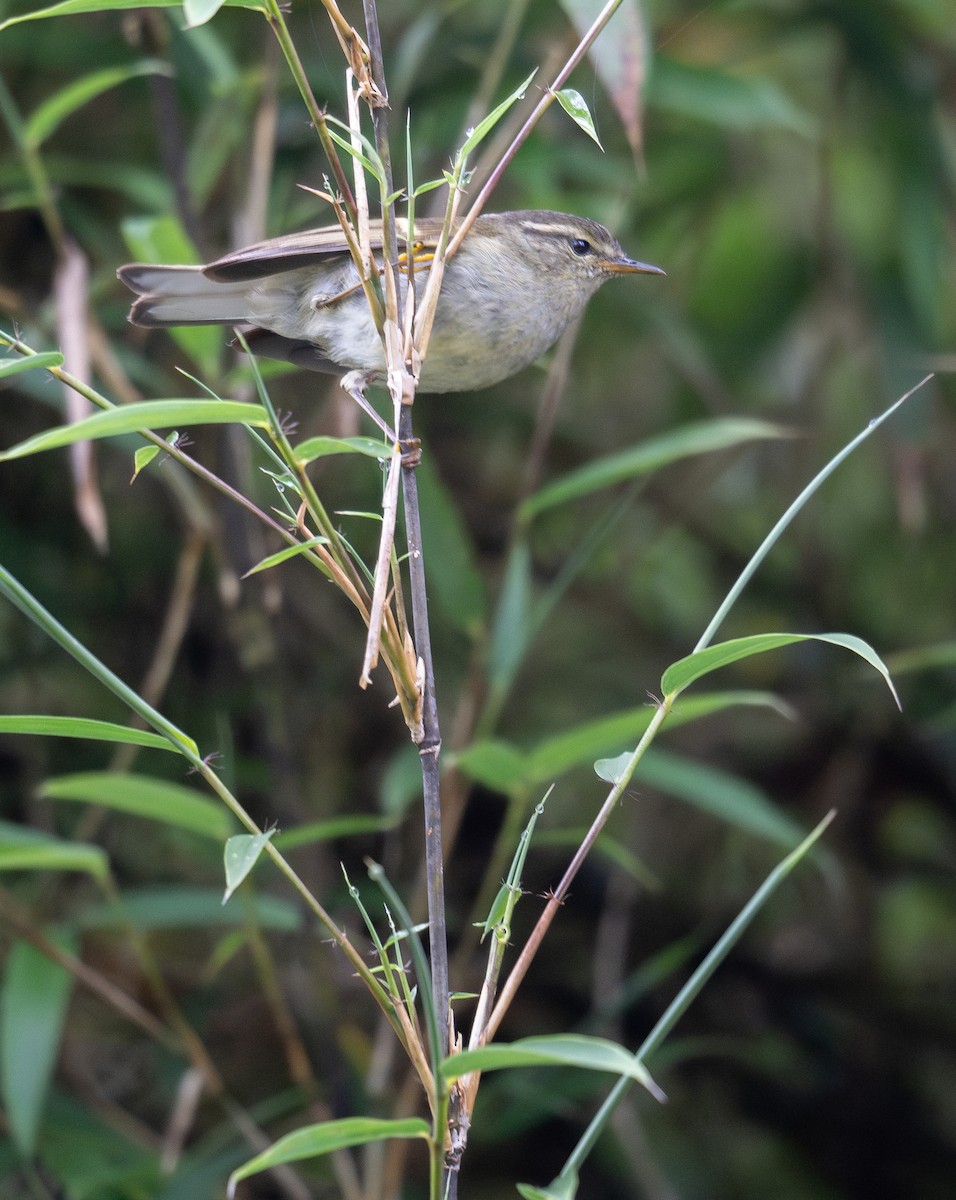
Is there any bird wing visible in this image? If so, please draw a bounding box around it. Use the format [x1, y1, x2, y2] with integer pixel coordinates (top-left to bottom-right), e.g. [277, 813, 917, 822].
[204, 217, 451, 282]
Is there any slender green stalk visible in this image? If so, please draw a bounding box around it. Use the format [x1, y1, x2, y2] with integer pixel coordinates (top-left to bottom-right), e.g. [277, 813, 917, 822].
[484, 700, 672, 1043]
[262, 0, 356, 216]
[554, 812, 836, 1185]
[694, 375, 933, 652]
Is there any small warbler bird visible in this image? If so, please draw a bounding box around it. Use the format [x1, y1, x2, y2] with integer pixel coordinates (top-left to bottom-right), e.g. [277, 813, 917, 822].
[118, 210, 664, 394]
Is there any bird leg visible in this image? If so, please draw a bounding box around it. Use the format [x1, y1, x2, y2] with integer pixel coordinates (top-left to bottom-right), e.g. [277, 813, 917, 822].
[340, 370, 397, 442]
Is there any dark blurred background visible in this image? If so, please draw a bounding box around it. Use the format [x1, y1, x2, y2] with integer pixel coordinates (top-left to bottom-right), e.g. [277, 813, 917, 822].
[1, 1, 955, 1197]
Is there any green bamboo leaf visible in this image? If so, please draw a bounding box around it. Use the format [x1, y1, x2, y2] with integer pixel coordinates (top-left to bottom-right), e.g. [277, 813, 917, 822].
[594, 752, 633, 786]
[559, 0, 647, 155]
[0, 821, 108, 881]
[275, 813, 400, 851]
[0, 0, 265, 33]
[662, 632, 900, 708]
[452, 739, 531, 794]
[0, 352, 63, 379]
[594, 747, 805, 852]
[227, 1117, 431, 1195]
[528, 692, 790, 784]
[648, 56, 814, 136]
[636, 748, 806, 848]
[460, 70, 537, 158]
[520, 418, 786, 521]
[294, 435, 390, 464]
[243, 537, 329, 577]
[517, 1173, 577, 1200]
[39, 772, 234, 840]
[0, 715, 176, 750]
[223, 831, 274, 903]
[556, 88, 603, 149]
[0, 400, 269, 461]
[1, 936, 76, 1155]
[536, 812, 836, 1198]
[440, 1034, 665, 1102]
[0, 563, 197, 759]
[183, 0, 227, 26]
[76, 886, 300, 932]
[416, 453, 487, 635]
[25, 62, 170, 147]
[131, 443, 161, 480]
[487, 541, 533, 693]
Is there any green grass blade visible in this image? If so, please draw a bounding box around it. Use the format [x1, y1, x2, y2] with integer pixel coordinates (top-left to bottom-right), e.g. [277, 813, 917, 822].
[25, 62, 169, 147]
[1, 936, 76, 1155]
[519, 418, 785, 521]
[226, 1117, 431, 1196]
[0, 351, 64, 379]
[633, 747, 807, 847]
[440, 1034, 664, 1102]
[0, 715, 176, 751]
[0, 399, 269, 460]
[0, 563, 198, 757]
[39, 772, 233, 840]
[75, 886, 300, 932]
[0, 821, 108, 882]
[694, 377, 932, 652]
[293, 435, 391, 463]
[545, 811, 836, 1196]
[0, 0, 265, 34]
[662, 632, 900, 708]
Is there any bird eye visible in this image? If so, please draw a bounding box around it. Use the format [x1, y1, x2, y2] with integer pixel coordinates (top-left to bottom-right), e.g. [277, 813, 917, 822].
[570, 238, 592, 256]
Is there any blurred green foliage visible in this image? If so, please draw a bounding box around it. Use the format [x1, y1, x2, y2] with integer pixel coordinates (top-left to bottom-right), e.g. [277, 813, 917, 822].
[1, 1, 955, 1198]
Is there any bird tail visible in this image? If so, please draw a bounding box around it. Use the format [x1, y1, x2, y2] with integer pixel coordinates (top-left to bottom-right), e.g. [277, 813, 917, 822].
[118, 264, 251, 327]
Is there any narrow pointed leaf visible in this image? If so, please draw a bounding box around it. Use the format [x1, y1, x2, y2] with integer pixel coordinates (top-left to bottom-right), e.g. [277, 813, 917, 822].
[439, 1033, 664, 1102]
[131, 444, 161, 480]
[77, 886, 299, 931]
[662, 633, 900, 708]
[460, 70, 537, 159]
[560, 0, 647, 155]
[1, 400, 269, 460]
[635, 748, 807, 847]
[520, 419, 785, 520]
[530, 692, 790, 784]
[556, 88, 603, 149]
[1, 936, 76, 1155]
[294, 435, 391, 464]
[0, 352, 63, 379]
[39, 772, 233, 840]
[25, 62, 169, 147]
[0, 715, 175, 750]
[227, 1117, 431, 1195]
[0, 563, 197, 758]
[416, 454, 486, 634]
[0, 0, 265, 33]
[243, 537, 329, 577]
[0, 822, 108, 881]
[452, 739, 530, 794]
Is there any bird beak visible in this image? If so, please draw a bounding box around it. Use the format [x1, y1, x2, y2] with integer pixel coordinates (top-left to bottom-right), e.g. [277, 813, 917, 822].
[600, 255, 666, 276]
